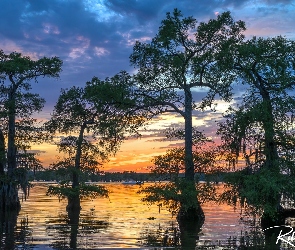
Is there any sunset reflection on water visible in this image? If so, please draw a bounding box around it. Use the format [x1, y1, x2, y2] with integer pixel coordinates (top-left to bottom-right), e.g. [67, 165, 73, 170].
[12, 182, 258, 249]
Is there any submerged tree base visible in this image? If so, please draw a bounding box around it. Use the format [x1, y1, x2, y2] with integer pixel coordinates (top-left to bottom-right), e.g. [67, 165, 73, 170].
[66, 195, 81, 212]
[177, 205, 205, 249]
[261, 205, 295, 229]
[0, 181, 21, 213]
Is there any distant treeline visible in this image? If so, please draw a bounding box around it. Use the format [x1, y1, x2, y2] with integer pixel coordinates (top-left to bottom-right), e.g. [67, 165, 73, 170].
[29, 170, 157, 182]
[28, 169, 225, 183]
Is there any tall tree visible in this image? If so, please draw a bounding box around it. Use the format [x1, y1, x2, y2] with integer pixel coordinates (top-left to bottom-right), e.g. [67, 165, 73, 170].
[218, 36, 295, 226]
[139, 128, 219, 248]
[46, 71, 145, 210]
[0, 50, 62, 210]
[130, 9, 245, 219]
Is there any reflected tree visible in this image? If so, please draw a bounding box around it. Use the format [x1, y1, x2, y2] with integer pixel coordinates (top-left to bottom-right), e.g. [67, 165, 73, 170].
[140, 221, 180, 247]
[47, 206, 109, 249]
[67, 202, 80, 249]
[14, 216, 33, 249]
[0, 210, 18, 249]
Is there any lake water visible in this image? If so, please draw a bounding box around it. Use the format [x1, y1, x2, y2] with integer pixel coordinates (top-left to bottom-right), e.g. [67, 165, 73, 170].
[0, 182, 286, 249]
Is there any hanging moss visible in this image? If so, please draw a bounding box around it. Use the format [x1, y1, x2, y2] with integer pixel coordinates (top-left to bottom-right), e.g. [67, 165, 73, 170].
[0, 166, 30, 212]
[0, 129, 5, 175]
[0, 177, 21, 212]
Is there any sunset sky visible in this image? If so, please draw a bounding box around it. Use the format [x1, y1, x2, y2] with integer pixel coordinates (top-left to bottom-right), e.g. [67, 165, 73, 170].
[1, 0, 295, 172]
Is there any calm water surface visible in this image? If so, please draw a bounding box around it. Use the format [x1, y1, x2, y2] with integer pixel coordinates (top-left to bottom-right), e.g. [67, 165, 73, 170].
[5, 183, 263, 249]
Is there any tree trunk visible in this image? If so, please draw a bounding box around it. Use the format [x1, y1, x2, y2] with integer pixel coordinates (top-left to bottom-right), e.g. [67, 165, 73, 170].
[260, 94, 282, 227]
[72, 124, 86, 189]
[262, 99, 279, 172]
[2, 88, 20, 211]
[7, 89, 17, 177]
[184, 87, 194, 181]
[67, 124, 86, 217]
[66, 195, 80, 248]
[182, 86, 205, 233]
[0, 182, 20, 213]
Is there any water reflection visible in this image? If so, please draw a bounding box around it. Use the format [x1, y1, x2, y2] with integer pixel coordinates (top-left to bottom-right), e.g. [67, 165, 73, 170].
[46, 199, 109, 249]
[139, 214, 266, 249]
[1, 183, 294, 249]
[0, 210, 18, 249]
[139, 218, 267, 249]
[140, 216, 203, 249]
[140, 221, 180, 247]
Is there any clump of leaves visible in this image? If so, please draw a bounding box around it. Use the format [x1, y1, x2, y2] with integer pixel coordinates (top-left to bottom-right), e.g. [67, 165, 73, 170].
[47, 181, 109, 201]
[219, 167, 288, 219]
[139, 127, 220, 216]
[139, 178, 216, 216]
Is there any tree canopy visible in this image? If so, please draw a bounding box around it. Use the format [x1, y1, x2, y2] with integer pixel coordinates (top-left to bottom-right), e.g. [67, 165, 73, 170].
[130, 9, 245, 183]
[130, 10, 246, 227]
[217, 36, 295, 222]
[0, 50, 62, 210]
[0, 50, 62, 174]
[45, 71, 146, 205]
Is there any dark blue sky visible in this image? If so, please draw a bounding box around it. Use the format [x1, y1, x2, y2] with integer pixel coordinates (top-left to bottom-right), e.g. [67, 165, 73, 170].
[1, 0, 294, 118]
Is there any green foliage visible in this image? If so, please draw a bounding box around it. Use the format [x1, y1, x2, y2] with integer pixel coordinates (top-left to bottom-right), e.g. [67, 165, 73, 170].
[46, 71, 145, 160]
[0, 49, 62, 165]
[130, 9, 245, 191]
[0, 49, 62, 209]
[139, 179, 197, 216]
[218, 35, 295, 218]
[85, 71, 147, 135]
[130, 9, 246, 109]
[56, 136, 106, 171]
[0, 51, 62, 79]
[140, 128, 219, 215]
[47, 182, 109, 201]
[149, 128, 220, 177]
[45, 71, 146, 201]
[140, 179, 217, 217]
[220, 168, 289, 219]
